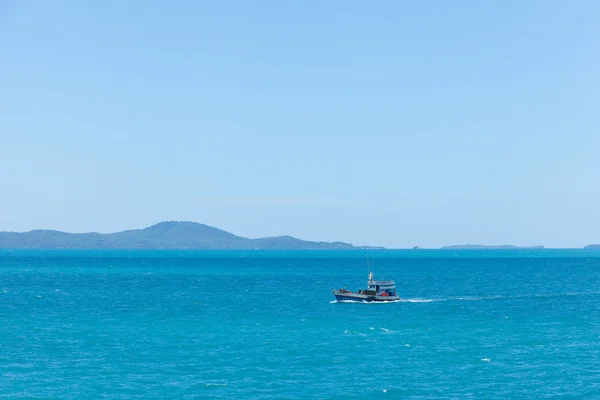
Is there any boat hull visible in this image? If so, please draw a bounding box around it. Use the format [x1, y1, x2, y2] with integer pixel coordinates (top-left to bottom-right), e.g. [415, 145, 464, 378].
[333, 291, 400, 303]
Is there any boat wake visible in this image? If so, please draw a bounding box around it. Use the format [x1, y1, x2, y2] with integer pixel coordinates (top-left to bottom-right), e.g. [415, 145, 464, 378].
[401, 295, 507, 303]
[400, 293, 599, 302]
[400, 296, 494, 303]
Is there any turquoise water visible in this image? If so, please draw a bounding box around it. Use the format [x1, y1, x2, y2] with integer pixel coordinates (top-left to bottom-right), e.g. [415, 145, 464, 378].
[1, 250, 599, 399]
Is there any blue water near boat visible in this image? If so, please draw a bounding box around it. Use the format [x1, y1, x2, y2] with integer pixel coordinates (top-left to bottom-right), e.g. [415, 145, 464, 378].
[1, 249, 599, 398]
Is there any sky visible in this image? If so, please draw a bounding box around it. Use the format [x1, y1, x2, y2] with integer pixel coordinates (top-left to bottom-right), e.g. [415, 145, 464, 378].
[1, 1, 599, 248]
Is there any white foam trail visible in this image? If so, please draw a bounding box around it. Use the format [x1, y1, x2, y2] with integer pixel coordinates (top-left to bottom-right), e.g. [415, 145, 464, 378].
[450, 296, 486, 301]
[400, 298, 436, 303]
[481, 358, 491, 363]
[400, 295, 505, 303]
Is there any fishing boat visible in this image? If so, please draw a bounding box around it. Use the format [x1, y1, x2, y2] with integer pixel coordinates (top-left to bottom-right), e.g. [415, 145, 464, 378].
[332, 271, 400, 302]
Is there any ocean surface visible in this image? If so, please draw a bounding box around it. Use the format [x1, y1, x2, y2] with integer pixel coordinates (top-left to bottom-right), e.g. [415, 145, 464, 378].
[1, 249, 599, 399]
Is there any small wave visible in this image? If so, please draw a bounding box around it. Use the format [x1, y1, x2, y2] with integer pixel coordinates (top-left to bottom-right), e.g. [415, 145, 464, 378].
[379, 328, 397, 334]
[343, 330, 366, 336]
[205, 383, 227, 387]
[481, 358, 491, 363]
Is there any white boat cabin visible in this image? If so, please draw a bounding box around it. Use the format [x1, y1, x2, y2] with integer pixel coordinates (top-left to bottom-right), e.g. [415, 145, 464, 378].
[361, 272, 397, 297]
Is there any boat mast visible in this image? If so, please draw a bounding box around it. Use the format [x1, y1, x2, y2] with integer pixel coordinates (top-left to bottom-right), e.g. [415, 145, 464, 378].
[366, 254, 374, 283]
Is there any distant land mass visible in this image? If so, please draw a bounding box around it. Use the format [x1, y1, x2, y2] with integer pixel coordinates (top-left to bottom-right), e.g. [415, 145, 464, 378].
[584, 244, 600, 249]
[441, 245, 546, 250]
[0, 221, 383, 250]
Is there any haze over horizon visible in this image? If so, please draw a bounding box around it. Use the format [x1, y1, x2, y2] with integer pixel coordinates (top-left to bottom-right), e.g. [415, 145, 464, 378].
[1, 1, 599, 248]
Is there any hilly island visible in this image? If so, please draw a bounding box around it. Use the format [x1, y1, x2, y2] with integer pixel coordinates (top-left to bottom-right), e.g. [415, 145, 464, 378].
[0, 221, 381, 250]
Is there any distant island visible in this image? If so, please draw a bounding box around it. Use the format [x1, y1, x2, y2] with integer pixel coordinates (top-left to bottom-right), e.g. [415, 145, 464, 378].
[441, 245, 545, 250]
[584, 244, 600, 249]
[0, 221, 383, 250]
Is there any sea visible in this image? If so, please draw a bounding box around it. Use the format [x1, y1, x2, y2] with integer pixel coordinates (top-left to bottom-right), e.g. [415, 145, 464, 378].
[0, 249, 598, 399]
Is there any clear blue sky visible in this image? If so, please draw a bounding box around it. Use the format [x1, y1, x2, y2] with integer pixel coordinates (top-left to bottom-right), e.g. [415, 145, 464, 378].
[1, 1, 599, 248]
